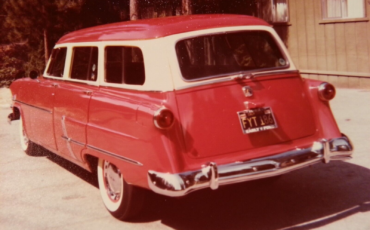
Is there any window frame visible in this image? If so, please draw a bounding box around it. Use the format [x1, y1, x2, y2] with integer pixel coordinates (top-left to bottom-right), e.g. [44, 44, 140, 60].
[321, 0, 367, 20]
[257, 0, 290, 24]
[271, 0, 290, 23]
[174, 30, 290, 82]
[45, 47, 67, 78]
[69, 46, 99, 82]
[104, 45, 146, 86]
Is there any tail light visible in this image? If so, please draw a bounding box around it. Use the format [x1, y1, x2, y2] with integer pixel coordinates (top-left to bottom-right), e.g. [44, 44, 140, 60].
[154, 107, 174, 129]
[318, 82, 336, 101]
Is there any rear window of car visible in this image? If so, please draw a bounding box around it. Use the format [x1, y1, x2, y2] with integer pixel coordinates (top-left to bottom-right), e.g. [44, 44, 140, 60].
[46, 47, 67, 77]
[105, 46, 145, 85]
[175, 31, 288, 81]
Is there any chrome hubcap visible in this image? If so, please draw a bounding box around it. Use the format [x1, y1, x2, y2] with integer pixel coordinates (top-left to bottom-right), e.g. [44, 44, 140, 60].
[103, 161, 122, 202]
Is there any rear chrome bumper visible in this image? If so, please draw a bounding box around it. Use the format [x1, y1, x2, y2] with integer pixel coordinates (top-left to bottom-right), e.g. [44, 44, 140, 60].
[148, 135, 353, 197]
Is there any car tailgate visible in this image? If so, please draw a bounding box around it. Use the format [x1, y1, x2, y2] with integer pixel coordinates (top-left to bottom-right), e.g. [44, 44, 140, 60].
[175, 72, 316, 158]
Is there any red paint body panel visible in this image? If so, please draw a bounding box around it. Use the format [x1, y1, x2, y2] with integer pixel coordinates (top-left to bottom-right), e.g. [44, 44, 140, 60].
[52, 81, 94, 161]
[10, 79, 57, 150]
[86, 88, 185, 186]
[30, 80, 57, 150]
[175, 73, 316, 158]
[303, 79, 342, 139]
[57, 15, 269, 44]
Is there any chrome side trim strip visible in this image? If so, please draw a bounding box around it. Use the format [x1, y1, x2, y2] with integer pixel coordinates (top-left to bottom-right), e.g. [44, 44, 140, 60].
[61, 116, 77, 159]
[61, 136, 85, 146]
[86, 145, 143, 166]
[15, 100, 52, 114]
[87, 123, 139, 140]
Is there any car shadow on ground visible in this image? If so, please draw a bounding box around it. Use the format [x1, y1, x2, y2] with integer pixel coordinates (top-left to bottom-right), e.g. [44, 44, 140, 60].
[33, 146, 98, 188]
[33, 146, 370, 230]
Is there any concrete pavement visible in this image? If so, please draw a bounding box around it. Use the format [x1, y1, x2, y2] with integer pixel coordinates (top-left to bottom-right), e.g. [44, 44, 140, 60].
[0, 87, 369, 230]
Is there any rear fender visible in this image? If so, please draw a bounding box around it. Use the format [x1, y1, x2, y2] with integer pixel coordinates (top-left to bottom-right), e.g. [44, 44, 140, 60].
[303, 78, 341, 139]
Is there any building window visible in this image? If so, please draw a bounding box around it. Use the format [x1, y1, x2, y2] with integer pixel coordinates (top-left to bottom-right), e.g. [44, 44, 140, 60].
[272, 0, 289, 22]
[322, 0, 366, 19]
[257, 0, 289, 23]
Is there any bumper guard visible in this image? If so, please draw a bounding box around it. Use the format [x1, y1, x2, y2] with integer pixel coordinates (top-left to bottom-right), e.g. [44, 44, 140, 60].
[148, 135, 353, 197]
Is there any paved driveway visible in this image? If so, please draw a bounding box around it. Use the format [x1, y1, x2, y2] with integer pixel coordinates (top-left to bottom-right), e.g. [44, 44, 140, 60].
[0, 88, 369, 230]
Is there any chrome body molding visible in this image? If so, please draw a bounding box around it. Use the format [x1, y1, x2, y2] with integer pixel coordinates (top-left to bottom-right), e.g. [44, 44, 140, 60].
[61, 116, 77, 159]
[15, 100, 52, 114]
[148, 135, 353, 197]
[86, 145, 143, 166]
[175, 70, 299, 91]
[61, 136, 85, 146]
[242, 86, 253, 97]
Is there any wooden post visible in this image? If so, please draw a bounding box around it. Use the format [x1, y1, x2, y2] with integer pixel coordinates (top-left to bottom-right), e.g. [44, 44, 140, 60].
[130, 0, 139, 20]
[182, 0, 192, 15]
[43, 29, 49, 65]
[42, 5, 49, 64]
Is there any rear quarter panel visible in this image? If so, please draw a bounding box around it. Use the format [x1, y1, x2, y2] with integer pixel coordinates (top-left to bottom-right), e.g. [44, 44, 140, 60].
[85, 88, 186, 188]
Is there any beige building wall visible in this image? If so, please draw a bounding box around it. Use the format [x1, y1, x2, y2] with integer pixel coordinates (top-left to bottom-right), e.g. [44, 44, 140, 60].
[286, 0, 370, 88]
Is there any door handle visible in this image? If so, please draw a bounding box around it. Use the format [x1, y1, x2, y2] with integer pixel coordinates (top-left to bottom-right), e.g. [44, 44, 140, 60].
[83, 91, 92, 95]
[244, 101, 265, 110]
[51, 83, 59, 87]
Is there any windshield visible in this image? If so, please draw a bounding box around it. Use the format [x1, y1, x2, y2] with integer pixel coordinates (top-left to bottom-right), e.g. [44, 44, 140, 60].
[175, 31, 288, 80]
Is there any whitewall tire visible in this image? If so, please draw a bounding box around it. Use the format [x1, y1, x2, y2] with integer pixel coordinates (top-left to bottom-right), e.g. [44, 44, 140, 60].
[97, 158, 145, 220]
[19, 116, 36, 155]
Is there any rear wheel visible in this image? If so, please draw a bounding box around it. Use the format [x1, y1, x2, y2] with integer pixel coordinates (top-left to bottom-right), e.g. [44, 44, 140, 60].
[19, 116, 36, 155]
[97, 158, 145, 220]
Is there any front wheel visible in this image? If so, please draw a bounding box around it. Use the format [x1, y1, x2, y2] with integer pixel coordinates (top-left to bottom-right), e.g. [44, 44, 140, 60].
[19, 116, 36, 155]
[97, 158, 145, 220]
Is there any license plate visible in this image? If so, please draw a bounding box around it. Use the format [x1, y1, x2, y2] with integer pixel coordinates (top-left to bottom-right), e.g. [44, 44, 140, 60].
[237, 107, 277, 134]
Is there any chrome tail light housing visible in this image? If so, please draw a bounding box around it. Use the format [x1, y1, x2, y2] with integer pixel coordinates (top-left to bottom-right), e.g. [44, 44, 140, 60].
[153, 107, 174, 129]
[318, 82, 336, 101]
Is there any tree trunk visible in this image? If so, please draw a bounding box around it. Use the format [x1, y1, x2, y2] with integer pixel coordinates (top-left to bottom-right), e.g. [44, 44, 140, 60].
[182, 0, 192, 15]
[43, 29, 49, 65]
[130, 0, 139, 20]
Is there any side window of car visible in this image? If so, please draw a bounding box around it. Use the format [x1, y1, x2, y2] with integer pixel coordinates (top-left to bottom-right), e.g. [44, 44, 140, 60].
[105, 46, 145, 85]
[70, 47, 98, 81]
[46, 47, 67, 77]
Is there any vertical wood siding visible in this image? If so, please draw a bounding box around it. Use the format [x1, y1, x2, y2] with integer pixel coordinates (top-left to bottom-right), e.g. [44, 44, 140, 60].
[287, 0, 370, 87]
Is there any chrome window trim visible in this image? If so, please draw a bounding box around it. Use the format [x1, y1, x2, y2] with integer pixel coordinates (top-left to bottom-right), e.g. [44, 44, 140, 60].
[174, 30, 291, 83]
[174, 70, 299, 91]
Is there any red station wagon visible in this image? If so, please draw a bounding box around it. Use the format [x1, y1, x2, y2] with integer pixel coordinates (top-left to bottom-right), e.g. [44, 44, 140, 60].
[8, 14, 353, 220]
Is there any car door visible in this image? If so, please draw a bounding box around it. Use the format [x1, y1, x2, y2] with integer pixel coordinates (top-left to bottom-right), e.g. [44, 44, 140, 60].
[86, 46, 146, 165]
[53, 46, 98, 161]
[19, 47, 68, 151]
[28, 78, 58, 151]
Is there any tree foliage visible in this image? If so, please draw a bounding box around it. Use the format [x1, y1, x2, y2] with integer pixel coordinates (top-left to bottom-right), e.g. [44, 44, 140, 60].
[0, 0, 128, 86]
[0, 0, 273, 87]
